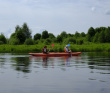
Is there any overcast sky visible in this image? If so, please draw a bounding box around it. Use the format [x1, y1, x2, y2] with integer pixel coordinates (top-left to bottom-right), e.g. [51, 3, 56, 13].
[0, 0, 110, 38]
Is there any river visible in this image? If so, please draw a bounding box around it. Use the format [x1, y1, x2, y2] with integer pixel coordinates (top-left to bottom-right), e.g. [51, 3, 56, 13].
[0, 52, 110, 93]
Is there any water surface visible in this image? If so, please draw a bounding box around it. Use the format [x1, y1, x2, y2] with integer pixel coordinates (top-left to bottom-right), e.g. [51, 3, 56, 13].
[0, 52, 110, 93]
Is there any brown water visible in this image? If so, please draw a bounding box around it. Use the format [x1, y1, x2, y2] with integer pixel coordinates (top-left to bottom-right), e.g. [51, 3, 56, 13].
[0, 52, 110, 93]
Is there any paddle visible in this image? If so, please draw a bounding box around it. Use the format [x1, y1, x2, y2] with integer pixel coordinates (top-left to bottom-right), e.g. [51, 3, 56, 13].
[48, 44, 54, 53]
[68, 44, 70, 47]
[68, 44, 72, 56]
[51, 44, 54, 47]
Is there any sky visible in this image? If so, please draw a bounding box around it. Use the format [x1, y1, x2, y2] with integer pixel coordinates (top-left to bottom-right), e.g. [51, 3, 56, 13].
[0, 0, 110, 38]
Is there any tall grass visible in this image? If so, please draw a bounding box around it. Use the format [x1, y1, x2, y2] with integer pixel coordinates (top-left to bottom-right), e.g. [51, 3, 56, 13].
[0, 43, 110, 53]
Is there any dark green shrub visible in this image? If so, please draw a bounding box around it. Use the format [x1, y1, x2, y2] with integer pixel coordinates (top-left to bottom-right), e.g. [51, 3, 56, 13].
[0, 41, 4, 45]
[34, 40, 39, 44]
[0, 34, 7, 44]
[76, 39, 84, 45]
[9, 38, 20, 45]
[24, 38, 34, 45]
[63, 37, 76, 44]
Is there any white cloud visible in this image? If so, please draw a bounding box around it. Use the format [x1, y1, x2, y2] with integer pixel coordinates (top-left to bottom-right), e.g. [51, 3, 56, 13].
[91, 7, 96, 12]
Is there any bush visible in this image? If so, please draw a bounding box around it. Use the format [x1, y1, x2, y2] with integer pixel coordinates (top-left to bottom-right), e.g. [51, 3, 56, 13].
[44, 38, 52, 45]
[24, 38, 34, 45]
[63, 37, 76, 44]
[9, 38, 20, 45]
[0, 41, 4, 45]
[34, 40, 39, 44]
[76, 39, 84, 45]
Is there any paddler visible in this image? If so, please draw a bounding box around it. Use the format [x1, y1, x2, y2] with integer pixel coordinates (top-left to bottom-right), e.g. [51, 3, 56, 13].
[65, 45, 71, 53]
[43, 46, 48, 54]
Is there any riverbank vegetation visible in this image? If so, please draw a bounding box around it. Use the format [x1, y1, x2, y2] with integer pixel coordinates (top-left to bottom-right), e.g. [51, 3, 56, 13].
[0, 43, 110, 53]
[0, 23, 110, 53]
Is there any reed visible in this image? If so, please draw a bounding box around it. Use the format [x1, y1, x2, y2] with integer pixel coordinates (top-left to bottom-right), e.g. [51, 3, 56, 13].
[0, 43, 110, 53]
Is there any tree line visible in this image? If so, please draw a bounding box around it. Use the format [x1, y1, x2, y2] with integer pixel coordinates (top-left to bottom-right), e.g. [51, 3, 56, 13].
[0, 22, 110, 45]
[87, 27, 110, 43]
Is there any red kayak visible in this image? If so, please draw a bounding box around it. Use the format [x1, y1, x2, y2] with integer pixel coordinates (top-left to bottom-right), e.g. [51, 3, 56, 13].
[29, 52, 81, 57]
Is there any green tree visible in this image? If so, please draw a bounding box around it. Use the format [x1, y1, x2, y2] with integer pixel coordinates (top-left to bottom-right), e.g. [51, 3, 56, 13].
[10, 23, 32, 44]
[93, 32, 99, 42]
[95, 27, 101, 33]
[67, 33, 73, 37]
[49, 33, 55, 39]
[105, 27, 110, 42]
[10, 33, 16, 39]
[34, 33, 41, 40]
[9, 38, 19, 45]
[42, 30, 49, 39]
[22, 23, 32, 39]
[99, 27, 106, 32]
[16, 29, 26, 44]
[0, 34, 7, 44]
[63, 37, 76, 44]
[87, 27, 95, 42]
[98, 31, 105, 43]
[56, 35, 62, 43]
[75, 31, 80, 38]
[81, 32, 86, 37]
[24, 38, 34, 45]
[15, 25, 21, 33]
[76, 39, 84, 45]
[60, 31, 67, 39]
[44, 38, 52, 45]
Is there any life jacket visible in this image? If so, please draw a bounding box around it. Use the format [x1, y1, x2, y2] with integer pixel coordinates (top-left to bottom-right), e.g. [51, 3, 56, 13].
[65, 47, 67, 53]
[43, 48, 47, 53]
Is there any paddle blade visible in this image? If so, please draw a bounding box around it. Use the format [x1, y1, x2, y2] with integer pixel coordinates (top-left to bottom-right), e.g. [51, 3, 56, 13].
[52, 44, 54, 47]
[68, 44, 70, 47]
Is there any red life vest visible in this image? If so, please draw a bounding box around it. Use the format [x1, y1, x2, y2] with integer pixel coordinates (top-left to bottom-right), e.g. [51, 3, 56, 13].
[43, 48, 47, 53]
[65, 48, 67, 53]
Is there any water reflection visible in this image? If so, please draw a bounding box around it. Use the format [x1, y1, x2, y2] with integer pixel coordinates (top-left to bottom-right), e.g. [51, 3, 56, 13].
[87, 55, 110, 71]
[0, 58, 6, 68]
[29, 56, 82, 69]
[42, 56, 48, 67]
[0, 53, 110, 93]
[11, 57, 31, 73]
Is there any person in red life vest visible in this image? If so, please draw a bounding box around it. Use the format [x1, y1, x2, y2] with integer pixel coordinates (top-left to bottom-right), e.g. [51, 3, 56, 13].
[65, 45, 71, 53]
[43, 46, 48, 54]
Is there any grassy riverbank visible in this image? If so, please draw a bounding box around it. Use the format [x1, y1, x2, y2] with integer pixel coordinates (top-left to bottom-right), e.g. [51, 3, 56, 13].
[0, 43, 110, 53]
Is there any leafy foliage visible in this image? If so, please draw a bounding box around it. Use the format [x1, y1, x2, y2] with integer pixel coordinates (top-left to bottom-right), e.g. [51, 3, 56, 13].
[9, 38, 20, 45]
[10, 23, 32, 45]
[0, 22, 110, 47]
[42, 30, 49, 39]
[22, 23, 32, 39]
[60, 31, 67, 39]
[34, 33, 41, 40]
[87, 27, 95, 42]
[24, 38, 34, 45]
[63, 37, 76, 44]
[49, 33, 55, 39]
[16, 29, 26, 44]
[56, 35, 62, 43]
[75, 31, 80, 38]
[0, 34, 7, 44]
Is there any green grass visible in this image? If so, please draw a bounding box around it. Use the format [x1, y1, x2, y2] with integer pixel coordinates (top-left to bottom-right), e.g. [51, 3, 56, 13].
[0, 43, 110, 53]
